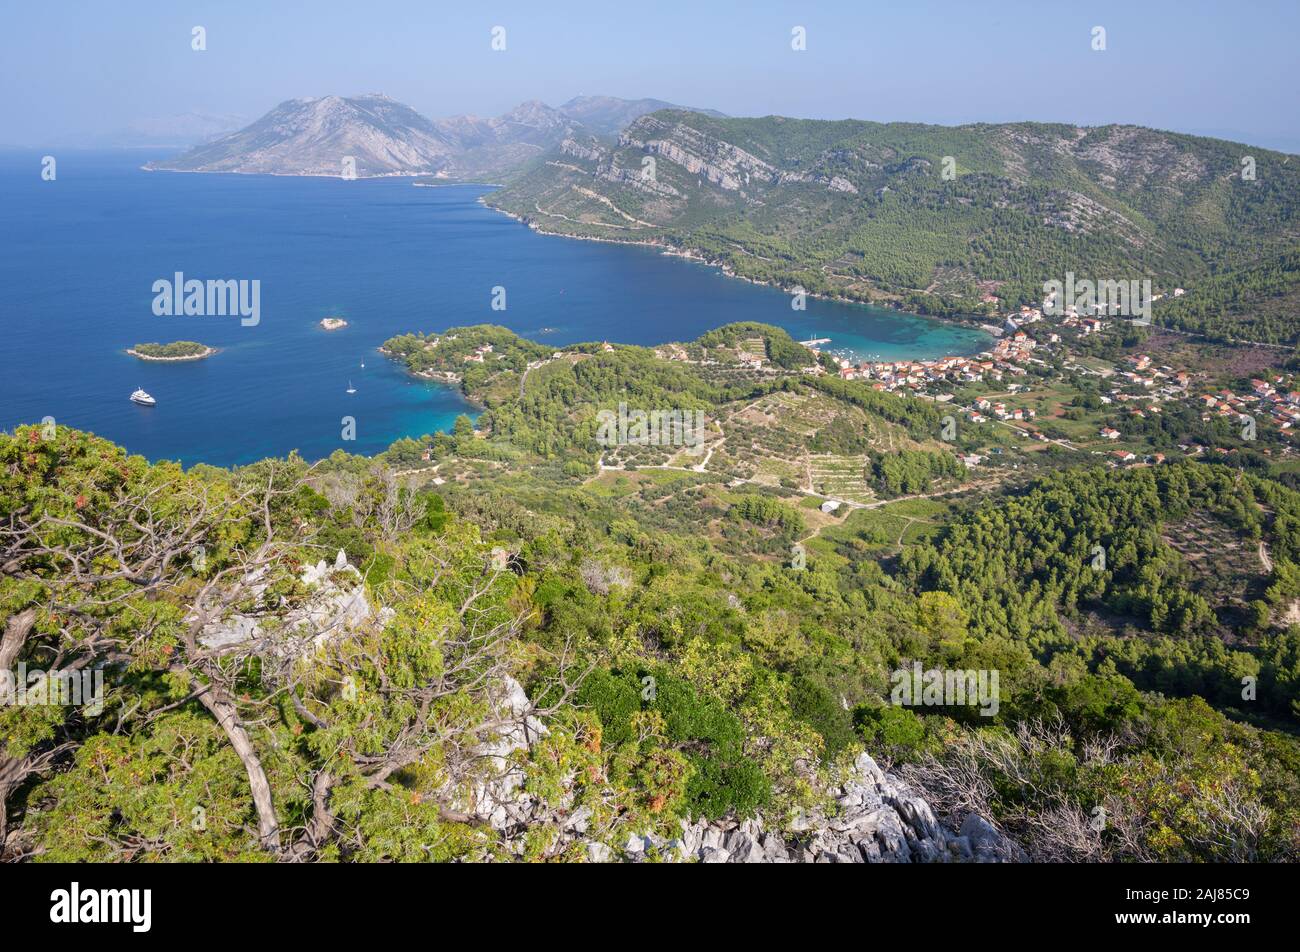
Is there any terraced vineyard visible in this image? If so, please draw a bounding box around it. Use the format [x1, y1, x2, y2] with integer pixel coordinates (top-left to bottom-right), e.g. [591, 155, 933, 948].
[708, 389, 949, 501]
[808, 454, 874, 503]
[709, 392, 811, 483]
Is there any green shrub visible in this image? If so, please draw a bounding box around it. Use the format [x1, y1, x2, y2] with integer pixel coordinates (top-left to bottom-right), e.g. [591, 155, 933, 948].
[791, 674, 856, 758]
[855, 704, 930, 760]
[578, 669, 772, 819]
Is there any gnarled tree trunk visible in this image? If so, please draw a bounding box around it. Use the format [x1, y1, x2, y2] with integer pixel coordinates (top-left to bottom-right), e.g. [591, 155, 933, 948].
[0, 609, 38, 851]
[190, 678, 282, 851]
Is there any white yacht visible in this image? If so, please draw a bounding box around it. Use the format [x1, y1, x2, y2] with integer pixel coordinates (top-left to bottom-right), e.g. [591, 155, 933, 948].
[130, 388, 156, 406]
[346, 380, 357, 394]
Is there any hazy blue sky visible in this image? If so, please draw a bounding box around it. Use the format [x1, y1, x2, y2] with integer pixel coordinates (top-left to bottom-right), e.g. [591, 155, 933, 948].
[3, 0, 1298, 150]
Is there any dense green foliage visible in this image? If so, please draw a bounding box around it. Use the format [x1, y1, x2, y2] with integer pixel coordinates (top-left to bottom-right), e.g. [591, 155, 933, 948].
[576, 669, 771, 818]
[901, 465, 1300, 719]
[1154, 248, 1300, 344]
[868, 449, 965, 497]
[130, 340, 213, 358]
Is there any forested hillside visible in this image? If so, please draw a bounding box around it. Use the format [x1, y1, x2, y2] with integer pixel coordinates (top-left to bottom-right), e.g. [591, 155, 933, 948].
[488, 113, 1300, 338]
[1153, 249, 1300, 344]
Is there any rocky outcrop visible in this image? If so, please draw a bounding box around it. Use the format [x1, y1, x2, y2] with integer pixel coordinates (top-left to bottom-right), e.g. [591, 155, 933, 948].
[469, 691, 1021, 863]
[464, 677, 551, 831]
[560, 137, 607, 164]
[621, 115, 774, 191]
[628, 752, 1021, 864]
[618, 114, 858, 195]
[197, 549, 382, 656]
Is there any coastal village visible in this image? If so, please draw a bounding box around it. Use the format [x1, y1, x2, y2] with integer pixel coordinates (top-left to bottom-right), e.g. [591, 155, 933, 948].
[706, 294, 1300, 470]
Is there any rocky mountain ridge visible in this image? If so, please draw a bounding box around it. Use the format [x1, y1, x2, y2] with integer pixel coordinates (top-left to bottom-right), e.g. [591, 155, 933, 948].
[146, 94, 720, 179]
[146, 94, 456, 177]
[614, 113, 859, 198]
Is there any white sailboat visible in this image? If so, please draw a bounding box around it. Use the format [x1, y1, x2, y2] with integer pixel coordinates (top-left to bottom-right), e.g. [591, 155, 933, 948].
[346, 380, 357, 394]
[130, 388, 156, 406]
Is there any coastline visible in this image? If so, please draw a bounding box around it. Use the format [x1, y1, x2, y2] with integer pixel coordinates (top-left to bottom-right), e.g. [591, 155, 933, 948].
[476, 196, 995, 353]
[376, 346, 486, 410]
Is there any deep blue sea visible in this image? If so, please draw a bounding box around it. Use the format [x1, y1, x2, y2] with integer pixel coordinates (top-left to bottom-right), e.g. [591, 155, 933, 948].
[0, 150, 989, 466]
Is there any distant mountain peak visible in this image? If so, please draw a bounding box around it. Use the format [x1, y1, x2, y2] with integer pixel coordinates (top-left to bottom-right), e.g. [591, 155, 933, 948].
[145, 93, 725, 180]
[146, 93, 454, 177]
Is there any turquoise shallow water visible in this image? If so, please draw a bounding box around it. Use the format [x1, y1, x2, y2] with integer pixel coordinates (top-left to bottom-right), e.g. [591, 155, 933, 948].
[0, 150, 988, 466]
